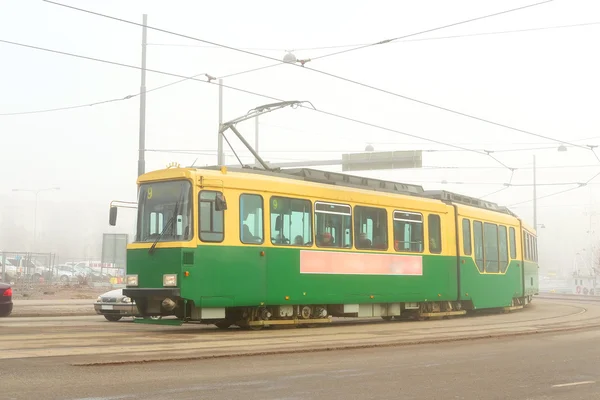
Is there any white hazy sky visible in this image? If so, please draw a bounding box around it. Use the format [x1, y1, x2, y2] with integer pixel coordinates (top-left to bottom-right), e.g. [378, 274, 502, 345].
[1, 0, 599, 271]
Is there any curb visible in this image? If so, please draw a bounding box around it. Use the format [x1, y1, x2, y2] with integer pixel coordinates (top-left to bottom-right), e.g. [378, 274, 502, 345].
[9, 312, 96, 318]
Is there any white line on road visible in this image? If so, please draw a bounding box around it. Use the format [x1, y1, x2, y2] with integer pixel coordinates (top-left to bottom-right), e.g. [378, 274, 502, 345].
[552, 381, 595, 388]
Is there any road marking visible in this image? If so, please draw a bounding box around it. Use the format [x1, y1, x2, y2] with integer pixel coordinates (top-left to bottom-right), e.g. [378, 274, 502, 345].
[552, 381, 595, 388]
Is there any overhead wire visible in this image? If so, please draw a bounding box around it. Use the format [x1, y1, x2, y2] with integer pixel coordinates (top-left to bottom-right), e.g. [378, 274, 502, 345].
[0, 38, 511, 168]
[507, 168, 600, 206]
[145, 21, 600, 51]
[146, 148, 600, 172]
[309, 0, 555, 61]
[509, 186, 583, 206]
[481, 169, 515, 198]
[4, 36, 599, 204]
[0, 71, 208, 116]
[13, 0, 600, 205]
[41, 0, 589, 153]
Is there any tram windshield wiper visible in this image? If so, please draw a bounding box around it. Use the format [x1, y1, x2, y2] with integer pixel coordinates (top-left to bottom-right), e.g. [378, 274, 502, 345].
[148, 197, 182, 255]
[148, 215, 174, 255]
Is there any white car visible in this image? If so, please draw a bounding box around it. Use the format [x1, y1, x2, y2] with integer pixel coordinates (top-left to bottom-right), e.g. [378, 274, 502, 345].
[94, 288, 161, 322]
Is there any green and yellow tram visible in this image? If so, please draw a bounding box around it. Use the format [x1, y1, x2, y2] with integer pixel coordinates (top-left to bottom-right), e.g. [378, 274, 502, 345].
[113, 165, 539, 328]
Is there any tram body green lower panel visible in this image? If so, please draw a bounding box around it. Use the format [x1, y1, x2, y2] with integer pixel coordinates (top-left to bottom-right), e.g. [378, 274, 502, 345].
[459, 259, 524, 309]
[127, 246, 537, 310]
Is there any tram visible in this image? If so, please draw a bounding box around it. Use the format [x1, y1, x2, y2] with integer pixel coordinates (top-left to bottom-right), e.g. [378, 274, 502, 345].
[111, 165, 539, 328]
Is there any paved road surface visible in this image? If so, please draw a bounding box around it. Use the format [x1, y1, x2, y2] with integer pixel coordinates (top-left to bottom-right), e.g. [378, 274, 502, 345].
[2, 300, 599, 365]
[2, 327, 600, 399]
[11, 299, 94, 317]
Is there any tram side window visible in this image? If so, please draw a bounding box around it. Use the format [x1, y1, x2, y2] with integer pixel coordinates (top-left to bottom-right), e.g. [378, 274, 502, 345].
[462, 218, 472, 256]
[484, 223, 499, 273]
[354, 206, 387, 250]
[428, 214, 442, 254]
[524, 231, 530, 261]
[509, 227, 516, 259]
[270, 197, 312, 246]
[240, 194, 264, 244]
[473, 221, 484, 272]
[199, 191, 224, 242]
[315, 202, 352, 248]
[533, 236, 538, 262]
[499, 225, 508, 272]
[393, 211, 423, 253]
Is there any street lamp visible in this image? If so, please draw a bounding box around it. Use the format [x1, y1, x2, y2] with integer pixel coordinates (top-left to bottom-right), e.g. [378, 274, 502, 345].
[12, 187, 60, 251]
[283, 52, 297, 63]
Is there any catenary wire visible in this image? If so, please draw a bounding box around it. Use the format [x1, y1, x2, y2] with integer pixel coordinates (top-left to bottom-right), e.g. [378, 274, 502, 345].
[146, 21, 600, 51]
[0, 38, 512, 169]
[42, 0, 587, 152]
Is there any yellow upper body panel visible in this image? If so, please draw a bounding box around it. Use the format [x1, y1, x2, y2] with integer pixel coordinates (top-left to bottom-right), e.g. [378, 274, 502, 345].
[139, 166, 449, 213]
[130, 166, 526, 258]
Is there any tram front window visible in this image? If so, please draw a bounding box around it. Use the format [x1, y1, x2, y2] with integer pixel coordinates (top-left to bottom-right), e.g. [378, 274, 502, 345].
[136, 180, 193, 242]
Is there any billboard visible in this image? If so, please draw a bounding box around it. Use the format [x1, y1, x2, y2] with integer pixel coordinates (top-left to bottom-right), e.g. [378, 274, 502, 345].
[101, 233, 128, 269]
[342, 150, 423, 172]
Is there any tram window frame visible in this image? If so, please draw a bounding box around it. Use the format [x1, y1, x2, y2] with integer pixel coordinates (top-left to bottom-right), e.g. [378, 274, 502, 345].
[473, 221, 484, 272]
[484, 222, 500, 273]
[149, 212, 164, 236]
[525, 231, 531, 261]
[393, 211, 424, 253]
[315, 201, 352, 248]
[428, 214, 442, 254]
[239, 194, 264, 245]
[499, 225, 508, 273]
[462, 218, 472, 256]
[354, 206, 388, 250]
[269, 196, 312, 246]
[199, 190, 225, 243]
[509, 227, 516, 259]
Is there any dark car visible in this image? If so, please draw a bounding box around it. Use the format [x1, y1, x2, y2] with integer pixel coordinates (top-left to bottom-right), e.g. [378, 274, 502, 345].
[0, 282, 13, 317]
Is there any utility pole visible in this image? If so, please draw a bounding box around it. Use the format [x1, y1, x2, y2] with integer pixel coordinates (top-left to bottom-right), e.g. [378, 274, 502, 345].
[217, 79, 224, 165]
[533, 155, 537, 228]
[137, 14, 148, 177]
[588, 186, 595, 273]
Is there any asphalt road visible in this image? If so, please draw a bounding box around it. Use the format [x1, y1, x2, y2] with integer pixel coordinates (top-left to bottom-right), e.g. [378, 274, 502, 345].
[2, 327, 600, 400]
[3, 300, 599, 365]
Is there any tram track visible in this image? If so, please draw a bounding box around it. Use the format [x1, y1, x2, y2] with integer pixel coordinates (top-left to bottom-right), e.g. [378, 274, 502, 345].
[2, 298, 600, 366]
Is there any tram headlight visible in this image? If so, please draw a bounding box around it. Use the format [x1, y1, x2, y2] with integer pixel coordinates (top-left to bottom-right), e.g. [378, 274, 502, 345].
[163, 274, 177, 287]
[126, 274, 138, 287]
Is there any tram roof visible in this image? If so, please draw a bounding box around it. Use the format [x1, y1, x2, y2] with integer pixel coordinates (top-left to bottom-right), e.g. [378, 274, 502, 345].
[191, 165, 516, 217]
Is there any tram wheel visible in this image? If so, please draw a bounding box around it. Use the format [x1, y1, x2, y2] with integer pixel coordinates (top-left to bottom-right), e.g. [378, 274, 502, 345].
[215, 321, 232, 330]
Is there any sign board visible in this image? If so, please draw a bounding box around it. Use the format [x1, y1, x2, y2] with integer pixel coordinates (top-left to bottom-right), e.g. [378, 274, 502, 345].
[342, 150, 423, 172]
[101, 233, 128, 269]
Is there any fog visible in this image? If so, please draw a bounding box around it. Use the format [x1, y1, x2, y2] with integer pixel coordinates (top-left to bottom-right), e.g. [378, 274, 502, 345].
[1, 0, 599, 272]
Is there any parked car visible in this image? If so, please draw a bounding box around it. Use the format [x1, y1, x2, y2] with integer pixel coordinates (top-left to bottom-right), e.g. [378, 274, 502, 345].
[53, 265, 78, 283]
[75, 266, 111, 283]
[0, 282, 13, 317]
[0, 259, 18, 282]
[94, 288, 160, 322]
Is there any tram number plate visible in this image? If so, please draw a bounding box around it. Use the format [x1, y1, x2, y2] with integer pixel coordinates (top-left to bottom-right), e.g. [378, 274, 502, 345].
[101, 305, 114, 310]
